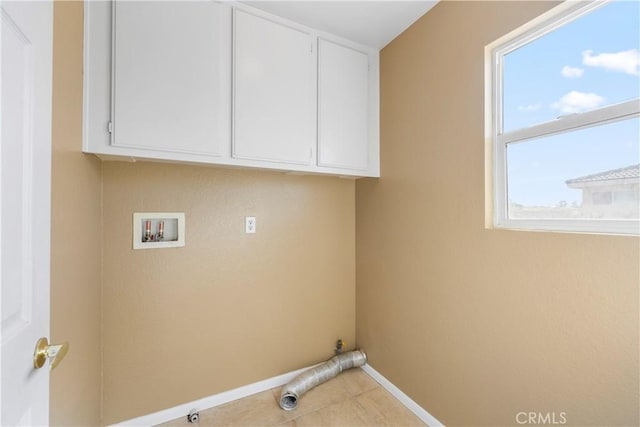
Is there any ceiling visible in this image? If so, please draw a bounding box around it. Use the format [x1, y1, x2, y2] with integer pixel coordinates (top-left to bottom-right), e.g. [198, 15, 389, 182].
[240, 1, 439, 50]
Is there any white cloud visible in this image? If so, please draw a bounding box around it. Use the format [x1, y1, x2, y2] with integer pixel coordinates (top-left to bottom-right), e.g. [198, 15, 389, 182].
[561, 65, 584, 78]
[517, 103, 542, 112]
[551, 91, 605, 114]
[582, 49, 639, 76]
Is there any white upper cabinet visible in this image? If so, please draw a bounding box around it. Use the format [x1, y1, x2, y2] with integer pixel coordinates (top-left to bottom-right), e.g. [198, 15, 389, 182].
[233, 10, 314, 165]
[317, 39, 370, 171]
[111, 1, 231, 155]
[83, 1, 379, 177]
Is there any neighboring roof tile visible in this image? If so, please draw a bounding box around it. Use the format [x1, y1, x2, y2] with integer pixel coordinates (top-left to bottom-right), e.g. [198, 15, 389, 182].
[566, 164, 640, 184]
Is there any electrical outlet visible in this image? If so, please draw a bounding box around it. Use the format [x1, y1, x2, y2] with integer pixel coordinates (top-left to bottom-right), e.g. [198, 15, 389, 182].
[245, 216, 256, 234]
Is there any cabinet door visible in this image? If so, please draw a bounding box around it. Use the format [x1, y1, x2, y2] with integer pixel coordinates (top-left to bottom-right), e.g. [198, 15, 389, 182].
[317, 39, 369, 170]
[112, 1, 231, 155]
[233, 10, 314, 165]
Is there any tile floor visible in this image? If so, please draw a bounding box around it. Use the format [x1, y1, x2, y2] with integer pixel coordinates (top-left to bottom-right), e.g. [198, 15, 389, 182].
[158, 368, 426, 427]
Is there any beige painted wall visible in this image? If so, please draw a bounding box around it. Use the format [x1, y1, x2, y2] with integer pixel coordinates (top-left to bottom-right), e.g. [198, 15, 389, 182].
[50, 1, 103, 425]
[356, 1, 640, 426]
[101, 162, 355, 424]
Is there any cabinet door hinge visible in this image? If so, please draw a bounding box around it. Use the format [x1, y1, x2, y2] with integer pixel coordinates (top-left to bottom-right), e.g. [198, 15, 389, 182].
[107, 121, 113, 133]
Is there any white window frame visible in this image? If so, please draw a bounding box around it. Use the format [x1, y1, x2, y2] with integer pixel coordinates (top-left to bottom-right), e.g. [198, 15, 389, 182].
[485, 0, 640, 236]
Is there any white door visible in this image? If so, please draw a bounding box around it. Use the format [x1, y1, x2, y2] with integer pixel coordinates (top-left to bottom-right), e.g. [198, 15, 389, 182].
[233, 9, 314, 165]
[1, 0, 53, 425]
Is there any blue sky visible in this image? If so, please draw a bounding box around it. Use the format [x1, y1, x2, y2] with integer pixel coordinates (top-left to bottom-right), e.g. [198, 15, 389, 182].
[502, 0, 639, 206]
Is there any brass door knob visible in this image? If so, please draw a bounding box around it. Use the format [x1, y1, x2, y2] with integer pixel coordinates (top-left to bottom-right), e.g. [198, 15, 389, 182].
[33, 337, 69, 370]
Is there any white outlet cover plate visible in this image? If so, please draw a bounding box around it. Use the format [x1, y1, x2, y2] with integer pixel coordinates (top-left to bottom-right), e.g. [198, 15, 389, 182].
[245, 216, 256, 234]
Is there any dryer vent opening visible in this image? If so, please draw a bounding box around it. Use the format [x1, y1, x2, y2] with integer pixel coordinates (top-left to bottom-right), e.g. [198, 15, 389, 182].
[279, 393, 298, 411]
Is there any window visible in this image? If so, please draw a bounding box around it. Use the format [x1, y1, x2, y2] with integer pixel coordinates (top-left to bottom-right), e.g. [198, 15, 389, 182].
[486, 0, 639, 235]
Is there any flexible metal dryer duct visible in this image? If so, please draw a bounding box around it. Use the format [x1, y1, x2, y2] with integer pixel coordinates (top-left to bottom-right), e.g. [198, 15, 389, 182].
[279, 350, 367, 411]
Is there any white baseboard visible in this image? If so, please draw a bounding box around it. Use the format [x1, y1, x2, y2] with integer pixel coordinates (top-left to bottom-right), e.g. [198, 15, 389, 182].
[361, 364, 445, 427]
[111, 363, 444, 427]
[110, 364, 317, 426]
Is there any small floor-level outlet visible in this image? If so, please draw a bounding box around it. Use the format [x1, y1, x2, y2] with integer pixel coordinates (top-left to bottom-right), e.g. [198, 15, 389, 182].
[186, 409, 199, 424]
